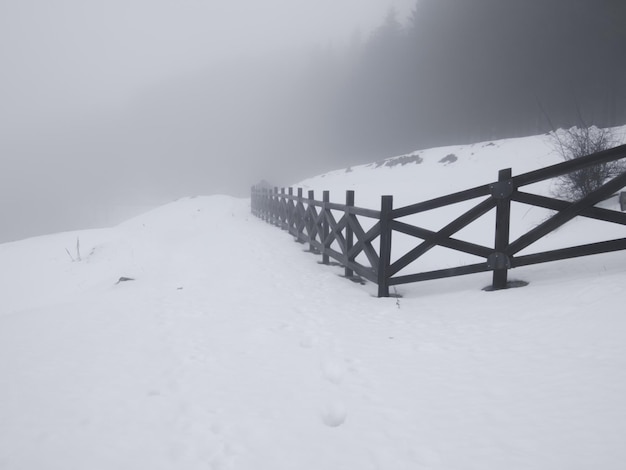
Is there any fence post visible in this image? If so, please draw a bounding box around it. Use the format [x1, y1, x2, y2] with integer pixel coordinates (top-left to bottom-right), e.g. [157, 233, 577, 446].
[491, 168, 513, 289]
[345, 190, 355, 278]
[273, 187, 280, 227]
[296, 188, 304, 242]
[250, 186, 255, 215]
[377, 195, 393, 297]
[265, 188, 270, 222]
[322, 191, 330, 264]
[308, 190, 315, 252]
[287, 188, 294, 234]
[280, 188, 286, 229]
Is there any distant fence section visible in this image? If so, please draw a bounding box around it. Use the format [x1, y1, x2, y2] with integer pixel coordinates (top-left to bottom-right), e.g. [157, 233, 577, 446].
[251, 144, 626, 297]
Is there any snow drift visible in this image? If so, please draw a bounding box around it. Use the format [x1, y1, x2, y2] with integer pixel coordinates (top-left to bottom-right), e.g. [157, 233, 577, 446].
[1, 129, 626, 470]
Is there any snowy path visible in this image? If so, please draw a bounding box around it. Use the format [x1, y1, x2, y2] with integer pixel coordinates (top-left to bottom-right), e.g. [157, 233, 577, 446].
[1, 196, 626, 469]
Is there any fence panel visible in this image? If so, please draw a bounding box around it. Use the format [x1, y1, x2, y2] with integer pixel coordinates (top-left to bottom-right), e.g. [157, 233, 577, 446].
[251, 144, 626, 296]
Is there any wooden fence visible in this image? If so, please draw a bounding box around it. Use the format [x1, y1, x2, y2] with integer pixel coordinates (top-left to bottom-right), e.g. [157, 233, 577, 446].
[251, 144, 626, 297]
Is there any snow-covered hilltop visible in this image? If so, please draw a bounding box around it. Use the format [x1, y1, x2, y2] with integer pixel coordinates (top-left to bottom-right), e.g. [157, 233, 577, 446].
[1, 129, 626, 469]
[294, 126, 626, 281]
[299, 126, 626, 207]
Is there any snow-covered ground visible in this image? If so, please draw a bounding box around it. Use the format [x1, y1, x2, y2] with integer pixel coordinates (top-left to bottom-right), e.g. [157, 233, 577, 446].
[1, 129, 626, 469]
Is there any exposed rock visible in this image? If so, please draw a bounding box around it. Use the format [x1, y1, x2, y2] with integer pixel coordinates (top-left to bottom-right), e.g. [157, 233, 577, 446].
[439, 153, 458, 165]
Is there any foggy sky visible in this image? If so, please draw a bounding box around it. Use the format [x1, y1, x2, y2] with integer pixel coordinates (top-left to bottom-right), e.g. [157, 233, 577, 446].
[0, 0, 414, 243]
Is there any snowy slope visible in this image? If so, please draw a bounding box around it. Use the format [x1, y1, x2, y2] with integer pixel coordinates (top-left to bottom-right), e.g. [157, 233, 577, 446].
[299, 126, 626, 204]
[1, 130, 626, 470]
[299, 128, 626, 275]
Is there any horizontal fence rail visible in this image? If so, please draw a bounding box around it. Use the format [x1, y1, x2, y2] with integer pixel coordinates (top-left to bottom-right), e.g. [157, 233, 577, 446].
[251, 144, 626, 297]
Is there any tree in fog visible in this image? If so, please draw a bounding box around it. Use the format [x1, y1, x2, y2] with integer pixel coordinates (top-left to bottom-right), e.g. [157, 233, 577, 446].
[322, 0, 626, 160]
[326, 8, 413, 161]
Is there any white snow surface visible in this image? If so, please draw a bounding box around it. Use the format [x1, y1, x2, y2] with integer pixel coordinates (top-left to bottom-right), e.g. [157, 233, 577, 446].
[2, 130, 626, 469]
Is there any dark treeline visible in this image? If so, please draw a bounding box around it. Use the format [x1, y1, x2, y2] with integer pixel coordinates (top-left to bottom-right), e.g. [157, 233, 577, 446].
[3, 1, 624, 242]
[309, 0, 626, 163]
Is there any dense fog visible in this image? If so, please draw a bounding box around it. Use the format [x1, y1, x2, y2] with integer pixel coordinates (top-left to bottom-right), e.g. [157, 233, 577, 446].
[1, 0, 624, 242]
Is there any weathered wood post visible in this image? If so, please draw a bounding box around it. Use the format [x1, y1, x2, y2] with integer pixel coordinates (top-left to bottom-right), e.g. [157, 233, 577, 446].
[490, 168, 513, 289]
[273, 187, 280, 227]
[252, 186, 260, 217]
[377, 195, 393, 297]
[250, 185, 255, 215]
[296, 188, 305, 242]
[345, 190, 355, 278]
[322, 191, 330, 264]
[287, 187, 294, 234]
[260, 188, 266, 221]
[280, 188, 287, 229]
[308, 190, 315, 252]
[265, 188, 270, 221]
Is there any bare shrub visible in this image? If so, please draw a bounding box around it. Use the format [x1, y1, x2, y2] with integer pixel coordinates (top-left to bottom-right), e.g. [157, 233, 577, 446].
[65, 237, 82, 262]
[550, 126, 625, 201]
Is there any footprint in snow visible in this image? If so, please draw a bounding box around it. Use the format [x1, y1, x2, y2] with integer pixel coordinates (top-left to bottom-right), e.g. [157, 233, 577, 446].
[321, 400, 348, 427]
[321, 358, 346, 385]
[299, 334, 317, 349]
[209, 441, 241, 470]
